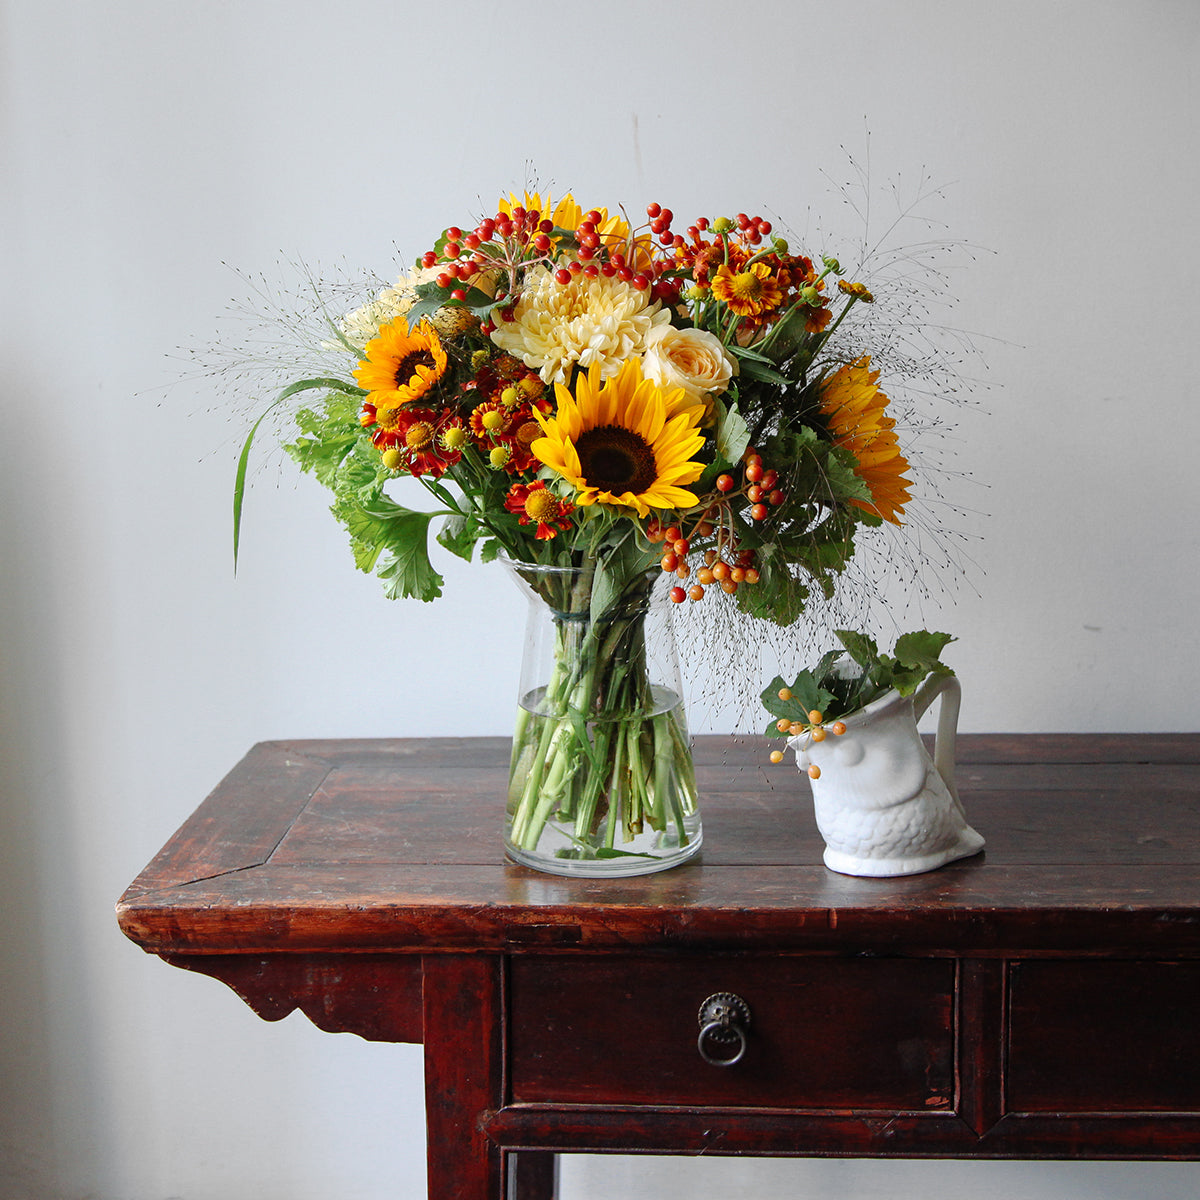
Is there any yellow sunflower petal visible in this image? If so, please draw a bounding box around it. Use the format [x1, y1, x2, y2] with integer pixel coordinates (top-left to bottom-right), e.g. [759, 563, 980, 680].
[621, 374, 666, 447]
[644, 483, 701, 509]
[818, 355, 911, 525]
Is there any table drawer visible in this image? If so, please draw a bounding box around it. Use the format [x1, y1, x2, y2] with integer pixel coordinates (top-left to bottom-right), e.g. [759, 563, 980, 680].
[508, 954, 956, 1110]
[1007, 960, 1200, 1113]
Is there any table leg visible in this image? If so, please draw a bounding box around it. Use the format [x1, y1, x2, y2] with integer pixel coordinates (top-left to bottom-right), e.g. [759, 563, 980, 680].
[423, 955, 505, 1199]
[507, 1151, 558, 1200]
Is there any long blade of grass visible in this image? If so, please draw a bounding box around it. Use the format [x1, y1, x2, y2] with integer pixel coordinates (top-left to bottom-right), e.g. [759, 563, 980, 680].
[233, 376, 363, 573]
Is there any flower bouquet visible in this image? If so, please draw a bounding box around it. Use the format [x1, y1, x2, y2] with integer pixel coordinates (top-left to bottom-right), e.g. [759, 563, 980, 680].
[236, 189, 923, 875]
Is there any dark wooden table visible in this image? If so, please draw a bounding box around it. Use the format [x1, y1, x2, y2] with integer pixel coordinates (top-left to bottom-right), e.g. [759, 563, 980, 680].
[117, 734, 1200, 1197]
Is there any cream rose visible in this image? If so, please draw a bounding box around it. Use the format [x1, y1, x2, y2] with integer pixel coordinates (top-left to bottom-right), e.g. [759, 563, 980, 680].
[641, 324, 737, 405]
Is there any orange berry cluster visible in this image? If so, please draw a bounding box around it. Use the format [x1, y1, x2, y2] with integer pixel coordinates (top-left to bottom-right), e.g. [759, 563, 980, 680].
[651, 522, 762, 604]
[715, 449, 787, 522]
[767, 695, 848, 774]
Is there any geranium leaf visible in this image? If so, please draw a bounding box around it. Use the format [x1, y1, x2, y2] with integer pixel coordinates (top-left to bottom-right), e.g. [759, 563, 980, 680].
[373, 508, 444, 602]
[835, 629, 879, 668]
[334, 497, 444, 601]
[437, 512, 481, 562]
[894, 630, 956, 671]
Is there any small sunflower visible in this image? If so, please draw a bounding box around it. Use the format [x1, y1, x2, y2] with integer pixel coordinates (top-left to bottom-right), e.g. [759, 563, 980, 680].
[530, 359, 706, 519]
[711, 262, 784, 318]
[353, 316, 448, 409]
[818, 356, 913, 525]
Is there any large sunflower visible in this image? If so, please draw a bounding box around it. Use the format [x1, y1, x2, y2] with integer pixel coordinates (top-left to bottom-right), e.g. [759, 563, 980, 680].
[353, 315, 448, 408]
[530, 359, 706, 518]
[818, 356, 913, 525]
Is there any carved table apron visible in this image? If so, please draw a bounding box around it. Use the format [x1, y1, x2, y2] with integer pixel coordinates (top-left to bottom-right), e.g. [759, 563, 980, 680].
[117, 734, 1200, 1198]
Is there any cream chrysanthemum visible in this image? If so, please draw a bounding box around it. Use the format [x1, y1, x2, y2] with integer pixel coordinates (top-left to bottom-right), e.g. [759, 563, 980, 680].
[489, 267, 670, 384]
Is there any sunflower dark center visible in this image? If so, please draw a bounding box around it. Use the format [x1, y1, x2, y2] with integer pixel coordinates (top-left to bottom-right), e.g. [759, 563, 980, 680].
[576, 425, 657, 494]
[395, 349, 436, 387]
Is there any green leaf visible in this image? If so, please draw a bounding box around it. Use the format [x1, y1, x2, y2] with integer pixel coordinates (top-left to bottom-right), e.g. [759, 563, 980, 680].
[371, 508, 444, 601]
[287, 399, 366, 490]
[823, 445, 876, 506]
[735, 549, 809, 626]
[889, 662, 931, 697]
[734, 356, 791, 386]
[835, 629, 880, 669]
[756, 301, 815, 365]
[713, 398, 751, 466]
[333, 497, 444, 600]
[893, 630, 956, 671]
[437, 511, 481, 562]
[405, 281, 497, 329]
[760, 671, 836, 737]
[764, 629, 956, 728]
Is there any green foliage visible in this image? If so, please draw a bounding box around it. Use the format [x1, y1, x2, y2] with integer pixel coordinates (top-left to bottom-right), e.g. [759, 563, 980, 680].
[761, 629, 956, 737]
[735, 546, 810, 626]
[405, 280, 504, 329]
[284, 390, 447, 601]
[370, 506, 444, 601]
[759, 668, 837, 739]
[288, 392, 377, 491]
[713, 398, 751, 468]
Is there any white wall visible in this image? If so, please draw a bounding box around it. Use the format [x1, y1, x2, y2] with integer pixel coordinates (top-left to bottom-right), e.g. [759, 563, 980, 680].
[2, 1, 1198, 1197]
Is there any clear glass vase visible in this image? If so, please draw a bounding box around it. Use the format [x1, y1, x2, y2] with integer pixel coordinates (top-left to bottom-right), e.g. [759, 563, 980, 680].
[503, 558, 702, 876]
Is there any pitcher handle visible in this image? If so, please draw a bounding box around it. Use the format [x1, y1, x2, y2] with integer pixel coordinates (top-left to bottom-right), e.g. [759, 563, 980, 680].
[912, 674, 962, 807]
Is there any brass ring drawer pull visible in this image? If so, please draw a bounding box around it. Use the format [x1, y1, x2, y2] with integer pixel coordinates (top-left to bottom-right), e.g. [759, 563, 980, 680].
[697, 992, 751, 1067]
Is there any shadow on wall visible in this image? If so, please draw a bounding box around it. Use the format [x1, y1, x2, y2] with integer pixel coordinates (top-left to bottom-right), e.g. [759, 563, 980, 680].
[0, 363, 107, 1195]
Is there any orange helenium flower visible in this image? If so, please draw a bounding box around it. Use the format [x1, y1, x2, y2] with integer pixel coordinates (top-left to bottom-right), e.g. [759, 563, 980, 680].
[711, 262, 784, 318]
[504, 479, 575, 539]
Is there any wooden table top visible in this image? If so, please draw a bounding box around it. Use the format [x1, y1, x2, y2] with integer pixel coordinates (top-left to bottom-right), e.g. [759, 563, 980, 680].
[117, 733, 1200, 958]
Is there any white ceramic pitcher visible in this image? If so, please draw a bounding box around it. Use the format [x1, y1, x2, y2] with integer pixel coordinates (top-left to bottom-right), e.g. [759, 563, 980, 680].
[788, 675, 985, 877]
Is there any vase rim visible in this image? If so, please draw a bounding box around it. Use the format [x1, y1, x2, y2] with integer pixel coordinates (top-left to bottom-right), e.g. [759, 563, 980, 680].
[498, 554, 585, 576]
[839, 686, 911, 727]
[785, 687, 912, 753]
[498, 554, 661, 581]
